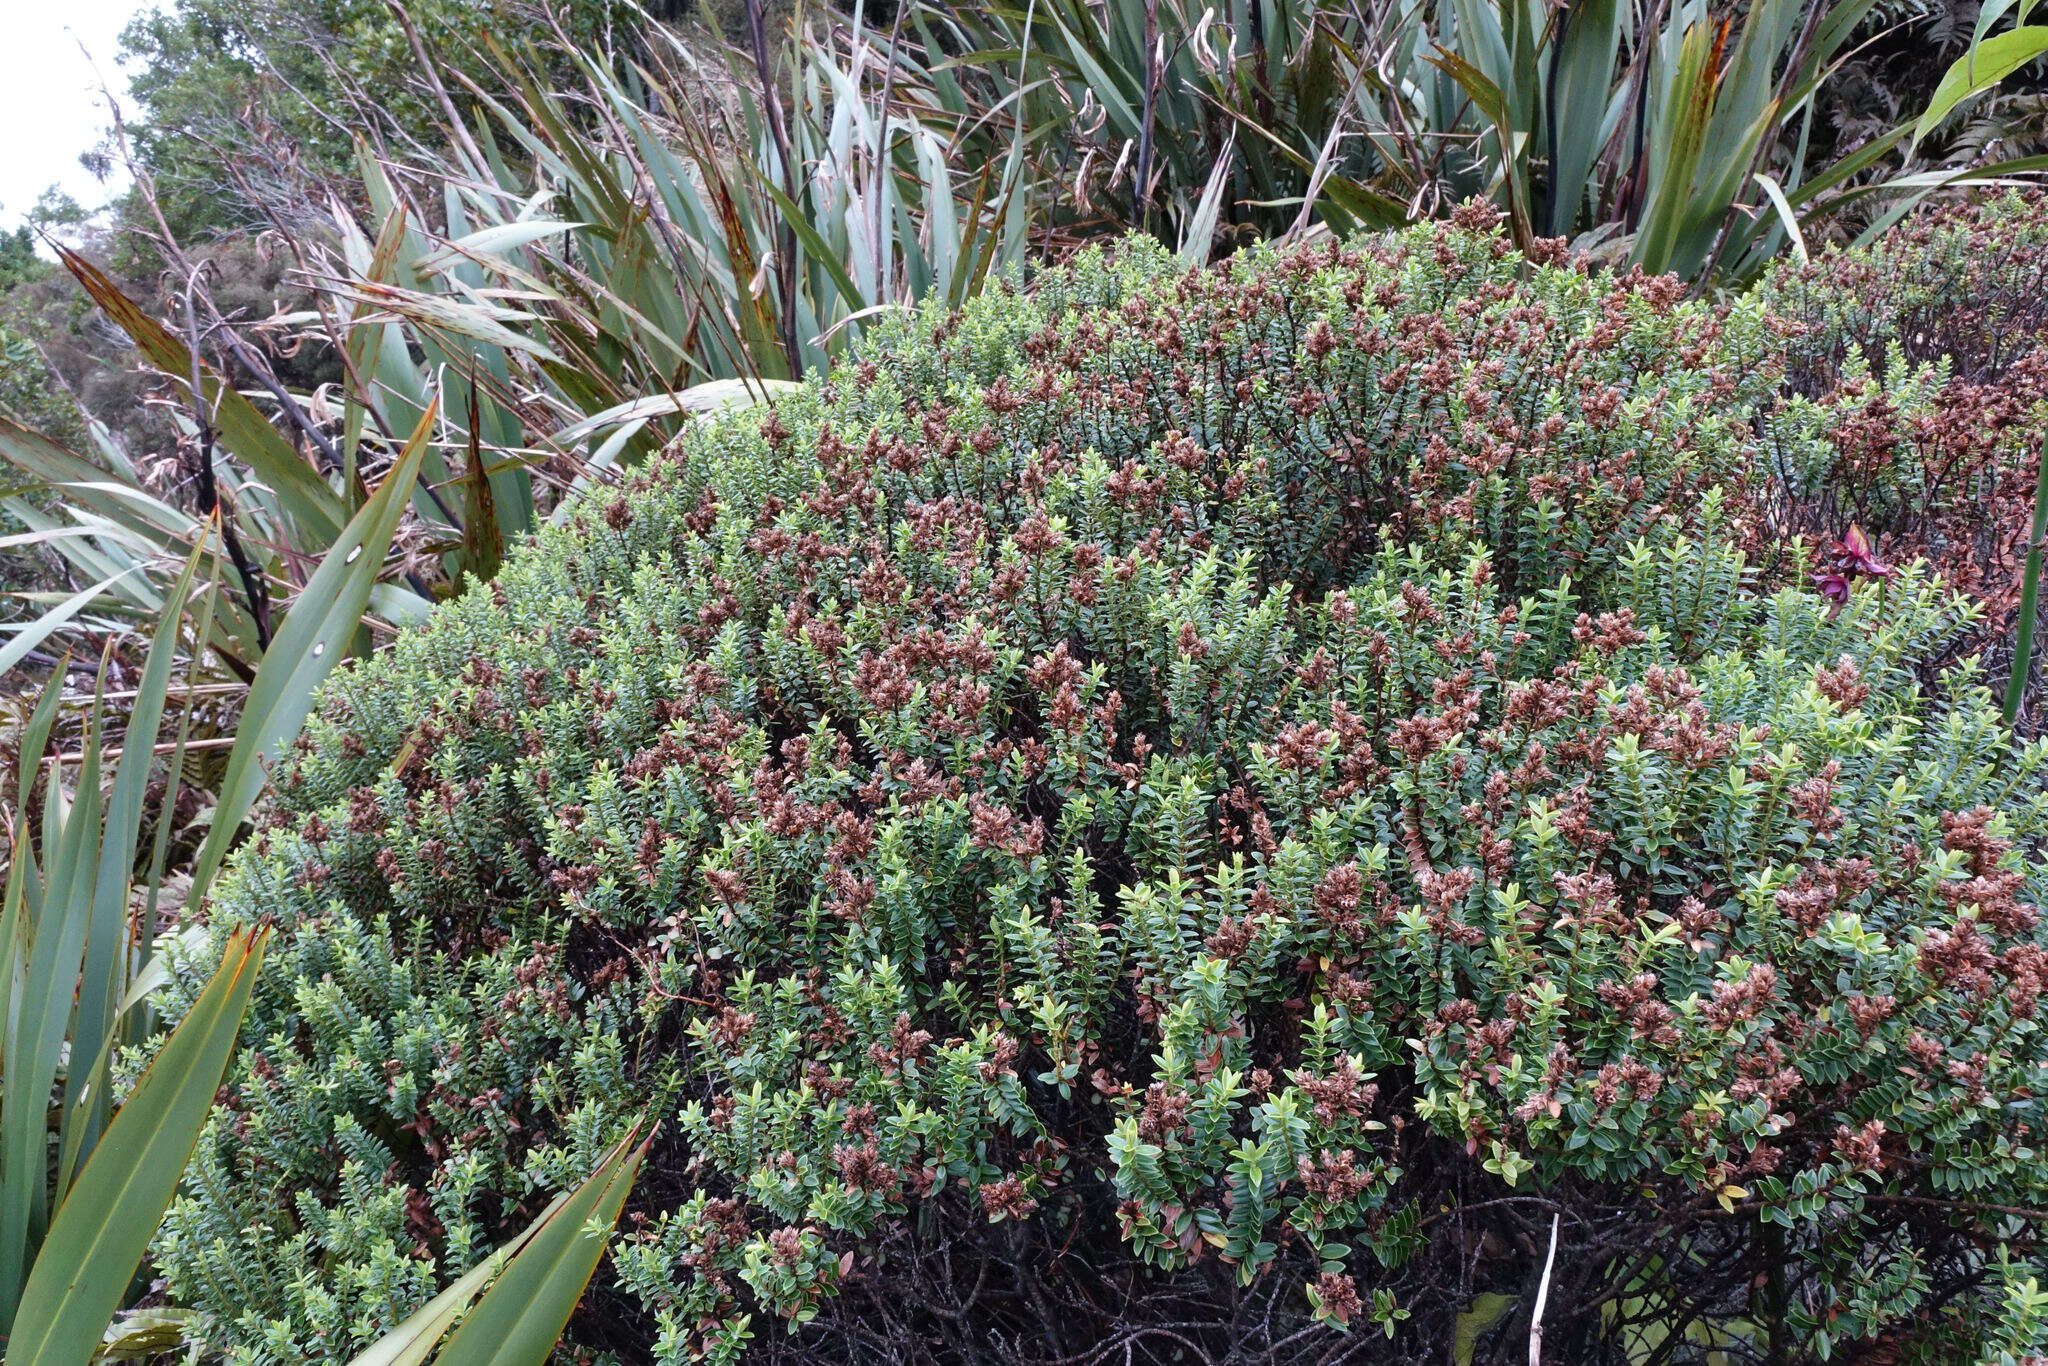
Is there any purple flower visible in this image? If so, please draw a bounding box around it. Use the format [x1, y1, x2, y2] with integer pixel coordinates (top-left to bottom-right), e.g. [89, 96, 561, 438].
[1833, 525, 1893, 579]
[1815, 525, 1892, 603]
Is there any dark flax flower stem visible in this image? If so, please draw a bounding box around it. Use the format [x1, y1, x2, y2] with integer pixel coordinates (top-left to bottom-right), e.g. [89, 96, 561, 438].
[1133, 0, 1159, 232]
[746, 0, 804, 376]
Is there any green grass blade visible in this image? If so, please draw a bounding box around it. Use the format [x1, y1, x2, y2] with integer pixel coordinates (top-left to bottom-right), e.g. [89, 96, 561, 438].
[56, 542, 210, 1194]
[0, 420, 192, 549]
[1546, 0, 1622, 236]
[1426, 44, 1533, 244]
[343, 1175, 604, 1366]
[0, 569, 148, 679]
[11, 666, 65, 814]
[1635, 20, 1718, 274]
[1916, 26, 2048, 140]
[1749, 172, 1807, 264]
[344, 1239, 528, 1366]
[754, 168, 872, 321]
[0, 724, 105, 1333]
[0, 822, 34, 1332]
[2005, 433, 2048, 726]
[1178, 134, 1234, 266]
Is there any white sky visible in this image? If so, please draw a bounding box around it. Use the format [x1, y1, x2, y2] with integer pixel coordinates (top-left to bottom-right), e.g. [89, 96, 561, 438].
[0, 0, 159, 232]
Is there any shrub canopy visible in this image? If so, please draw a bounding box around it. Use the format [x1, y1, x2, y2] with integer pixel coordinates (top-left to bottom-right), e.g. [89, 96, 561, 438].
[1755, 190, 2048, 687]
[159, 219, 2048, 1364]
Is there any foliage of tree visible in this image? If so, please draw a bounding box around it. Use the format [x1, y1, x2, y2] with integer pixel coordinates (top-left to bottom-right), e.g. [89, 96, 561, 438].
[116, 0, 664, 238]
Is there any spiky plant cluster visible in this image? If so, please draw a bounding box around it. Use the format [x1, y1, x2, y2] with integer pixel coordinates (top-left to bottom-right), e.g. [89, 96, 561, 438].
[155, 215, 2048, 1365]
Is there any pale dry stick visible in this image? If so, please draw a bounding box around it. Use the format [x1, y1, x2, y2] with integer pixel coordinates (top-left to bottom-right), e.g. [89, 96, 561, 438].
[105, 91, 354, 487]
[387, 0, 494, 177]
[1282, 54, 1378, 242]
[106, 88, 405, 588]
[1530, 1211, 1560, 1365]
[45, 736, 239, 768]
[869, 4, 910, 304]
[194, 150, 407, 460]
[71, 52, 279, 637]
[71, 683, 243, 706]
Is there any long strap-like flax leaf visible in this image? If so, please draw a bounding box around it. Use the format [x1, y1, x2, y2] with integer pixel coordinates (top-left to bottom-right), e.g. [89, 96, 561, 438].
[4, 928, 268, 1366]
[2003, 433, 2048, 726]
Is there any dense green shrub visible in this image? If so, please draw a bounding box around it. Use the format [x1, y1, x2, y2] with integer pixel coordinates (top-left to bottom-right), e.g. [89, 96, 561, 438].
[1757, 190, 2048, 393]
[152, 914, 643, 1354]
[1755, 344, 2048, 606]
[1754, 192, 2048, 712]
[857, 203, 1776, 601]
[156, 220, 2048, 1363]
